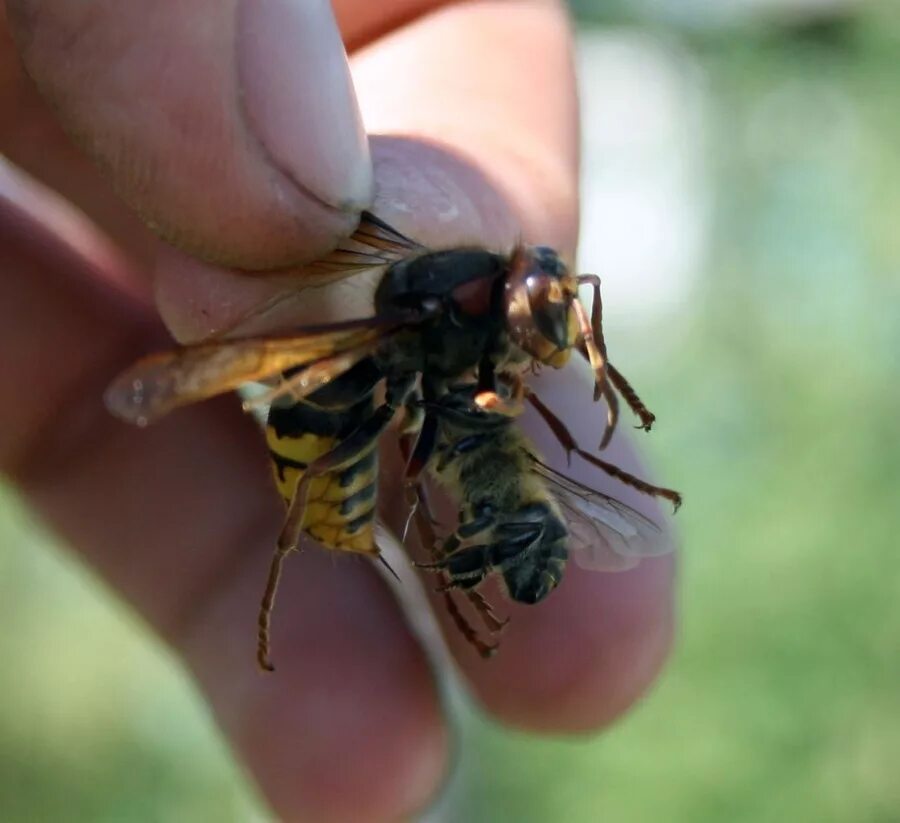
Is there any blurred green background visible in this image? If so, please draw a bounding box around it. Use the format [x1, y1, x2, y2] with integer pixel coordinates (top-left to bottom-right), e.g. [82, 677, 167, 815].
[2, 1, 898, 821]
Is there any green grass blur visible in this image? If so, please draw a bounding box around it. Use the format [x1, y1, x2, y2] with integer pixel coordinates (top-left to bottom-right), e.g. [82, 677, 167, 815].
[1, 6, 898, 821]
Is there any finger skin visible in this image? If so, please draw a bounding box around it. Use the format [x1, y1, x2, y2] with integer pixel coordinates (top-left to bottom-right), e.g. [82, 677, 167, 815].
[6, 0, 372, 267]
[334, 0, 461, 50]
[0, 162, 447, 823]
[152, 134, 525, 343]
[351, 0, 579, 254]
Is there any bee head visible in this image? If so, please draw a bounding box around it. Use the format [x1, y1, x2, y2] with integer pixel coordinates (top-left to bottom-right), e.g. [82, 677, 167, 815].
[503, 246, 580, 367]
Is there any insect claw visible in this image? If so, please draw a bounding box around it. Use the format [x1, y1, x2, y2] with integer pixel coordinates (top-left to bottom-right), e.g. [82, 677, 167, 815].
[599, 428, 614, 452]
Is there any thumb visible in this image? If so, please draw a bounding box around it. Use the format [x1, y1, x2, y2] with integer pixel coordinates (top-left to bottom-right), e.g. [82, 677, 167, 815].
[6, 0, 372, 269]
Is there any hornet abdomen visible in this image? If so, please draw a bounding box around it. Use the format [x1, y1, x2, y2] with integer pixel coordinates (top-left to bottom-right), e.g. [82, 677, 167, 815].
[265, 361, 380, 554]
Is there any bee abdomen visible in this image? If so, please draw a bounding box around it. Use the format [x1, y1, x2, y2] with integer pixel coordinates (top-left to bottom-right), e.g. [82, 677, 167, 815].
[501, 539, 567, 604]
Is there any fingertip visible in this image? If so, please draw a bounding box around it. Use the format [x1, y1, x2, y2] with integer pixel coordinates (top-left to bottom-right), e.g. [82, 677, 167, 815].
[448, 557, 676, 735]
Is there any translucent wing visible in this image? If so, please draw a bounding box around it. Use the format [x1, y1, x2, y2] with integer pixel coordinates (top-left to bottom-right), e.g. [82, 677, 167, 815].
[105, 316, 404, 427]
[528, 455, 674, 572]
[105, 213, 429, 427]
[301, 211, 427, 280]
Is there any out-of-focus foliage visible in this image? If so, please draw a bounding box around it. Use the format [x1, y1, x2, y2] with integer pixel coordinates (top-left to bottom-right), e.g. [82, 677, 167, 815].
[1, 3, 898, 820]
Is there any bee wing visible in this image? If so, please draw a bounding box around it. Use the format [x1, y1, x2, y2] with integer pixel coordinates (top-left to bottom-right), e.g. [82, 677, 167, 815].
[301, 211, 427, 280]
[105, 316, 405, 426]
[528, 456, 674, 572]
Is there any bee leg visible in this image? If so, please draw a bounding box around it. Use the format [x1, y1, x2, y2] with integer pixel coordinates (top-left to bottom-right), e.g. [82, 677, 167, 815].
[525, 389, 578, 464]
[465, 589, 509, 634]
[256, 544, 291, 672]
[576, 274, 610, 401]
[574, 449, 681, 511]
[607, 363, 656, 433]
[405, 492, 501, 655]
[441, 593, 498, 659]
[525, 391, 682, 511]
[425, 545, 492, 586]
[598, 381, 620, 450]
[257, 376, 414, 672]
[415, 509, 493, 569]
[573, 295, 608, 401]
[428, 519, 510, 634]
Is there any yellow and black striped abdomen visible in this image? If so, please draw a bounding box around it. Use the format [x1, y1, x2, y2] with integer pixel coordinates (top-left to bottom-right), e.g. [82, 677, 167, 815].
[266, 391, 378, 555]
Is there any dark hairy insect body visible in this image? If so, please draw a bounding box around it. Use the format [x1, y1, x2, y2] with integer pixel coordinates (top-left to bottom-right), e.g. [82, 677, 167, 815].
[425, 388, 569, 605]
[260, 247, 511, 559]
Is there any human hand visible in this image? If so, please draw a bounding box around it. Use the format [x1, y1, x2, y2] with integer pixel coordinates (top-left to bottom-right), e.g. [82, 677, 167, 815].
[0, 2, 676, 820]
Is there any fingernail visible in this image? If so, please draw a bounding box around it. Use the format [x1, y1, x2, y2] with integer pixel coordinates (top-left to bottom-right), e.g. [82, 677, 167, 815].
[237, 0, 373, 213]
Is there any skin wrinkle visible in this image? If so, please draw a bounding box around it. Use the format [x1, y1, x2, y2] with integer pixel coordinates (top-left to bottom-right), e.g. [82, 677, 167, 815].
[7, 0, 369, 269]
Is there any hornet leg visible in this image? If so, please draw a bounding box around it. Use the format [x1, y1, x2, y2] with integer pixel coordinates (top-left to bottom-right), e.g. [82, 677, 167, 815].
[257, 376, 414, 671]
[525, 389, 682, 511]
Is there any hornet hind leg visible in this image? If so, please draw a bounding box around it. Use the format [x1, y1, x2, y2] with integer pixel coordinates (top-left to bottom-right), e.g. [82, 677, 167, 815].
[257, 376, 414, 672]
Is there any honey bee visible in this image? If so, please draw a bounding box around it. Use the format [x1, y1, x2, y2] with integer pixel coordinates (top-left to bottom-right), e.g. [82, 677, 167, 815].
[404, 383, 677, 657]
[105, 213, 680, 668]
